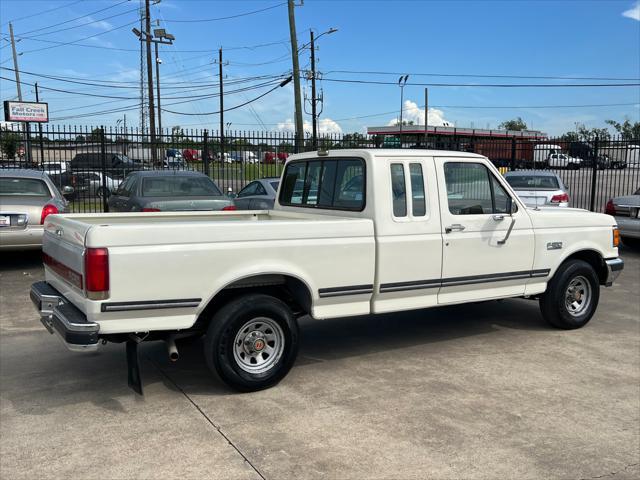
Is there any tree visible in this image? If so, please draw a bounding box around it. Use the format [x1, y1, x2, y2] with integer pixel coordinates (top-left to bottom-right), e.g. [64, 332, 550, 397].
[0, 128, 22, 160]
[605, 118, 640, 140]
[88, 128, 102, 142]
[560, 123, 611, 142]
[498, 117, 528, 131]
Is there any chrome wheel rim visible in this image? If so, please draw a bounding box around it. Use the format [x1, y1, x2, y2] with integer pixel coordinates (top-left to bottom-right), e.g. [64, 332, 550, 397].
[564, 275, 591, 316]
[233, 317, 284, 374]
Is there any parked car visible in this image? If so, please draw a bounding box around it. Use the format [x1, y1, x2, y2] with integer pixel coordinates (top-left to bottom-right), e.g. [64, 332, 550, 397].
[32, 150, 624, 394]
[48, 171, 91, 200]
[0, 169, 72, 250]
[165, 149, 184, 161]
[504, 171, 570, 208]
[233, 178, 280, 210]
[548, 153, 583, 169]
[162, 157, 187, 170]
[107, 170, 235, 212]
[182, 149, 199, 162]
[70, 152, 142, 178]
[605, 188, 640, 247]
[42, 161, 68, 176]
[77, 171, 120, 198]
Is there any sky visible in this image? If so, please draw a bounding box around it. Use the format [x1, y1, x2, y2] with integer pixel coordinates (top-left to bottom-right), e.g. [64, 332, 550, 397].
[1, 0, 639, 136]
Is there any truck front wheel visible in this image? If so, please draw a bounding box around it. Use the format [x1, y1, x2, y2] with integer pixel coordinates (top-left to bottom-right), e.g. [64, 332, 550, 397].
[204, 294, 299, 392]
[539, 259, 600, 329]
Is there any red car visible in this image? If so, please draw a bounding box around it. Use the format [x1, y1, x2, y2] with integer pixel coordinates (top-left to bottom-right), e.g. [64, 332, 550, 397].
[182, 149, 199, 162]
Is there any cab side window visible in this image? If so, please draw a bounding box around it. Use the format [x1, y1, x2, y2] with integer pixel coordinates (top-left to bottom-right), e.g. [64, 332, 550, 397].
[409, 163, 426, 217]
[390, 164, 407, 217]
[444, 162, 512, 215]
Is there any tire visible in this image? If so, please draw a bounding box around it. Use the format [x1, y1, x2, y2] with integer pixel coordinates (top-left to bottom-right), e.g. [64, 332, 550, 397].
[539, 259, 600, 330]
[203, 294, 299, 392]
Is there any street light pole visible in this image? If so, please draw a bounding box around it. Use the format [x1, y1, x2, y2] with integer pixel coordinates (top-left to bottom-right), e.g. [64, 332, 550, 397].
[155, 42, 162, 139]
[398, 74, 409, 147]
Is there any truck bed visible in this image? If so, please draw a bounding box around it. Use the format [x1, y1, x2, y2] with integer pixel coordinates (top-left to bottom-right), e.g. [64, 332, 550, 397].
[42, 210, 376, 332]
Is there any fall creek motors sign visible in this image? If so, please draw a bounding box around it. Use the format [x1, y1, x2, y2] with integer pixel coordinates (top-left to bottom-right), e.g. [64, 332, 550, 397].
[3, 101, 49, 123]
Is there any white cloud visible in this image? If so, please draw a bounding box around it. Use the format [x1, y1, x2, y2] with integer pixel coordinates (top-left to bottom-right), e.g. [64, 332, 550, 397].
[622, 1, 640, 20]
[387, 100, 454, 127]
[277, 117, 343, 135]
[83, 15, 113, 30]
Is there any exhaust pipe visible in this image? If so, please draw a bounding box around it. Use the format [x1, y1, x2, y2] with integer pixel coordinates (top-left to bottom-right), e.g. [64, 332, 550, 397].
[166, 336, 179, 362]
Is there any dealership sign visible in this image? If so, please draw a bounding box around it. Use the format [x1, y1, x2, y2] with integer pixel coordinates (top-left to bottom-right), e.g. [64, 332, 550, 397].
[3, 101, 49, 123]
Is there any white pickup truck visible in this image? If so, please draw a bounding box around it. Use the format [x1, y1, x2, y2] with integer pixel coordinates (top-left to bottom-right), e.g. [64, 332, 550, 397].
[31, 149, 624, 393]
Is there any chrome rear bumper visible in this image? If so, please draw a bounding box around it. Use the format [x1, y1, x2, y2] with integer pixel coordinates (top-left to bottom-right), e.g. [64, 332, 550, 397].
[31, 281, 100, 352]
[604, 258, 624, 287]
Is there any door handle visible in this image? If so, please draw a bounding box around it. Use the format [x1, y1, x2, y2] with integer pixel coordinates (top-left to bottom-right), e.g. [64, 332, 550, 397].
[445, 224, 466, 233]
[493, 214, 505, 221]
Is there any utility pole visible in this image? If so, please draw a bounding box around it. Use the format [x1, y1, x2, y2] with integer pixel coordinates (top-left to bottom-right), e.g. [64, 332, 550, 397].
[287, 0, 303, 152]
[144, 0, 157, 163]
[218, 48, 225, 159]
[154, 41, 162, 139]
[310, 30, 317, 150]
[9, 23, 22, 100]
[9, 22, 31, 163]
[35, 82, 44, 164]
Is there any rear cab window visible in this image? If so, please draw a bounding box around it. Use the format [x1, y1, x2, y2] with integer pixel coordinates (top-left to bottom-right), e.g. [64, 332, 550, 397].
[279, 157, 365, 211]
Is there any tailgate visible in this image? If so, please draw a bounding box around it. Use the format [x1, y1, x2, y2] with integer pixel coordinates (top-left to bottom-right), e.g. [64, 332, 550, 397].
[42, 214, 91, 301]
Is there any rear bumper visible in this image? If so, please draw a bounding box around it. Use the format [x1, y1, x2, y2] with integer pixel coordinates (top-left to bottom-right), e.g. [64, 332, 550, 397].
[604, 258, 624, 287]
[615, 216, 640, 239]
[0, 226, 44, 250]
[30, 281, 100, 352]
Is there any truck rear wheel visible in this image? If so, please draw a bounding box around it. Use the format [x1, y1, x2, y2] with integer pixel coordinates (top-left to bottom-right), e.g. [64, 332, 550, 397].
[204, 294, 299, 392]
[539, 259, 600, 329]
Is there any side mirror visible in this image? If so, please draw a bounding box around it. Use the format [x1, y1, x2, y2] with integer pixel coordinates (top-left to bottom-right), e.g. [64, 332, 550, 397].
[62, 185, 74, 198]
[506, 196, 514, 215]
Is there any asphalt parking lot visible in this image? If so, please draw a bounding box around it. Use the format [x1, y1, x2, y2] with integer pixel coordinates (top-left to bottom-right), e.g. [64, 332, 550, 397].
[1, 248, 639, 480]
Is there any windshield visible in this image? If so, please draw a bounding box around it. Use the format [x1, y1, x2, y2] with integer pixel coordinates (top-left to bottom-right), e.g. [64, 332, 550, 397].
[141, 176, 222, 197]
[506, 175, 560, 190]
[0, 177, 51, 196]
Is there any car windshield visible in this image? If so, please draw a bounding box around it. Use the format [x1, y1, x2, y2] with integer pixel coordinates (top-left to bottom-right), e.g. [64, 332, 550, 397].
[270, 181, 279, 191]
[506, 175, 560, 190]
[634, 188, 640, 195]
[0, 177, 50, 196]
[141, 176, 222, 197]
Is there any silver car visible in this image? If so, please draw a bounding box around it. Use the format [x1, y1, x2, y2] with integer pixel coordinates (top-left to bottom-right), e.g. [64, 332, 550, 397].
[107, 170, 234, 212]
[606, 188, 640, 246]
[234, 178, 280, 210]
[504, 170, 570, 208]
[0, 169, 72, 250]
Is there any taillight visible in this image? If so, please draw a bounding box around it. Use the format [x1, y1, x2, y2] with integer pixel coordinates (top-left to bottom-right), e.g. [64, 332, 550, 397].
[85, 248, 109, 299]
[40, 204, 59, 224]
[142, 207, 161, 212]
[550, 193, 569, 204]
[222, 205, 237, 211]
[605, 199, 616, 215]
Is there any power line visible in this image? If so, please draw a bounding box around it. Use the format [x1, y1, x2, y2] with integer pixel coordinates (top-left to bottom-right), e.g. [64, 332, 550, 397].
[19, 19, 141, 54]
[163, 2, 286, 23]
[322, 78, 640, 88]
[162, 76, 292, 115]
[16, 0, 132, 37]
[1, 0, 84, 27]
[324, 69, 640, 82]
[20, 6, 141, 40]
